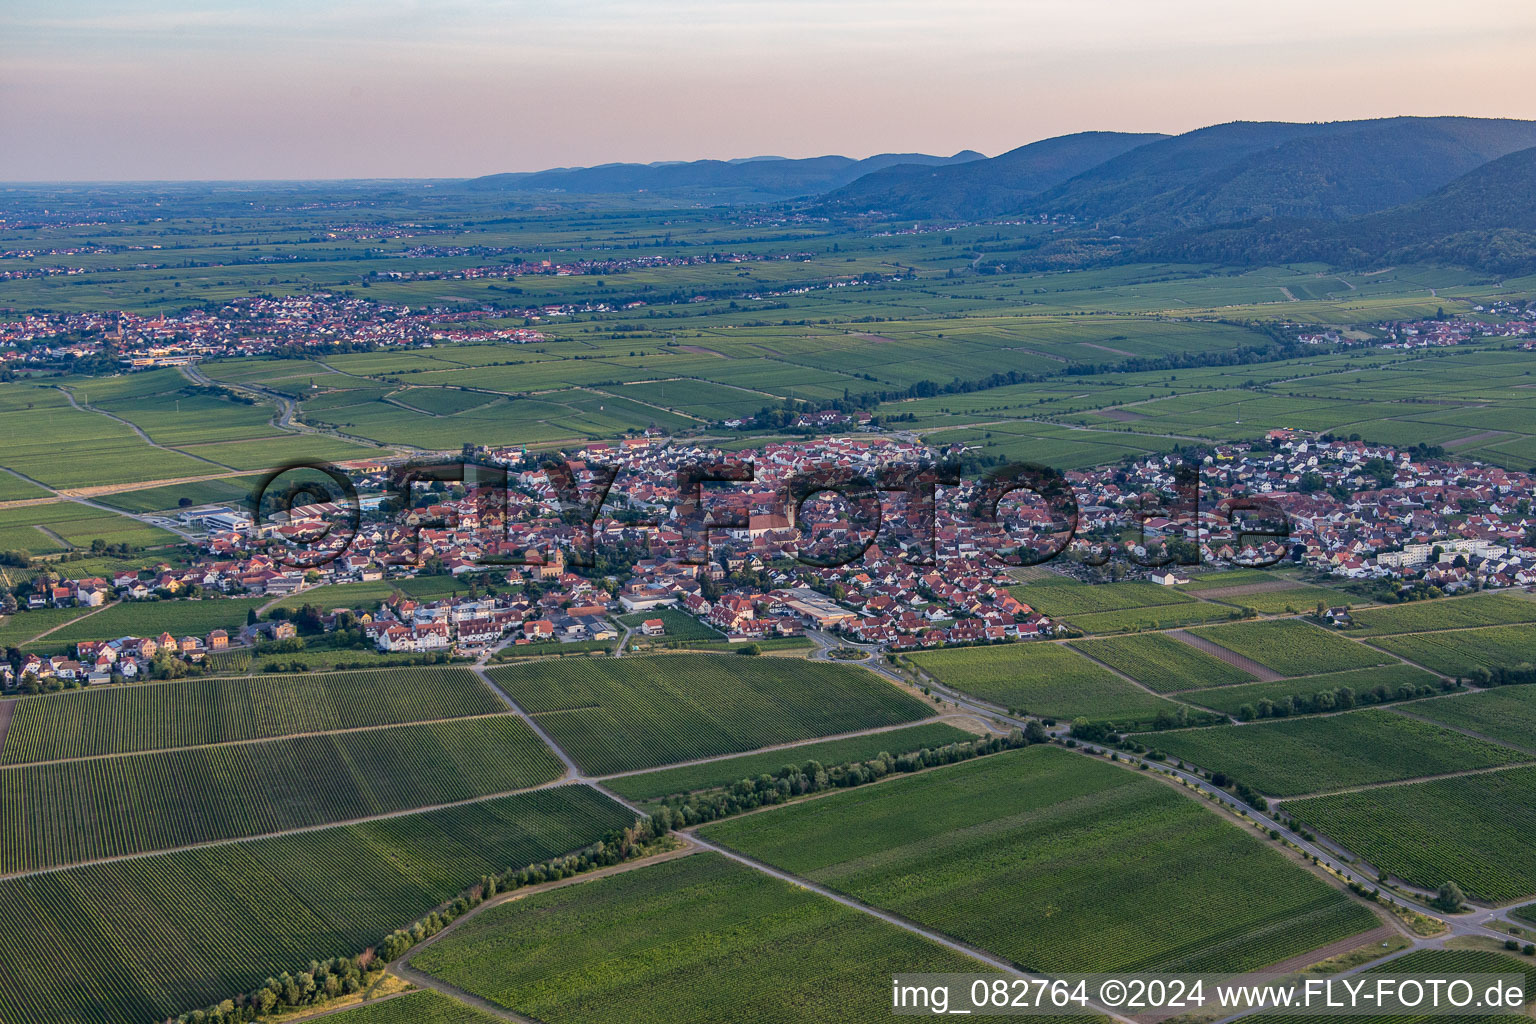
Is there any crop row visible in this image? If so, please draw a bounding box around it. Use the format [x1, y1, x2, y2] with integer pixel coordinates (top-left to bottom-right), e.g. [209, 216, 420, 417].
[701, 746, 1376, 975]
[1190, 619, 1390, 676]
[0, 715, 563, 872]
[488, 655, 932, 775]
[1, 666, 504, 763]
[0, 785, 635, 1024]
[413, 853, 985, 1024]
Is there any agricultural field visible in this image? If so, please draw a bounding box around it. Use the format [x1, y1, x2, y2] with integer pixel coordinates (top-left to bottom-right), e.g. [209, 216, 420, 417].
[1287, 766, 1536, 903]
[1010, 577, 1197, 616]
[1189, 619, 1392, 676]
[1344, 594, 1536, 637]
[0, 714, 563, 872]
[700, 746, 1377, 974]
[0, 785, 636, 1024]
[1066, 602, 1240, 633]
[1181, 569, 1285, 591]
[89, 475, 262, 513]
[1177, 665, 1446, 717]
[1201, 585, 1351, 615]
[1245, 949, 1536, 1024]
[413, 852, 988, 1024]
[486, 655, 932, 775]
[326, 991, 503, 1024]
[907, 642, 1199, 728]
[1405, 686, 1536, 753]
[1072, 632, 1256, 692]
[615, 607, 723, 644]
[1150, 708, 1529, 797]
[0, 605, 95, 647]
[0, 501, 176, 555]
[0, 667, 504, 763]
[601, 720, 978, 800]
[21, 596, 268, 651]
[1372, 625, 1536, 677]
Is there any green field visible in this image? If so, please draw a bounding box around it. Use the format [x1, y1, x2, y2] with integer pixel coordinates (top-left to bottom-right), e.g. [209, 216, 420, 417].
[0, 606, 95, 647]
[0, 785, 635, 1024]
[22, 596, 268, 650]
[0, 502, 176, 554]
[602, 721, 978, 800]
[1176, 665, 1445, 717]
[1011, 578, 1197, 616]
[1287, 766, 1536, 902]
[0, 667, 504, 763]
[1067, 602, 1240, 633]
[1151, 709, 1528, 797]
[1405, 686, 1536, 753]
[616, 608, 723, 644]
[413, 852, 987, 1024]
[700, 746, 1376, 973]
[90, 476, 261, 513]
[1202, 585, 1352, 615]
[1189, 619, 1392, 676]
[0, 715, 563, 872]
[1072, 633, 1255, 692]
[1245, 949, 1536, 1024]
[1345, 594, 1536, 636]
[486, 655, 932, 775]
[1372, 625, 1536, 677]
[907, 642, 1196, 728]
[325, 991, 503, 1024]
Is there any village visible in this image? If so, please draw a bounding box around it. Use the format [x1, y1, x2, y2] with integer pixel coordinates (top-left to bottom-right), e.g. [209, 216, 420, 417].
[4, 420, 1534, 693]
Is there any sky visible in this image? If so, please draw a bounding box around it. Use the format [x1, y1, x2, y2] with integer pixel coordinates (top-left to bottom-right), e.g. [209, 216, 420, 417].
[4, 0, 1536, 181]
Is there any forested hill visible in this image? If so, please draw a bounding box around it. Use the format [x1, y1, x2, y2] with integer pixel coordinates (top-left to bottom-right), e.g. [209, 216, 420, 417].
[1140, 144, 1536, 275]
[814, 131, 1167, 219]
[462, 150, 984, 198]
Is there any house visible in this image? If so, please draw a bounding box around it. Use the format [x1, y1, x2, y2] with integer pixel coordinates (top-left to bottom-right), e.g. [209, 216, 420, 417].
[640, 618, 666, 637]
[206, 629, 229, 650]
[1150, 571, 1189, 586]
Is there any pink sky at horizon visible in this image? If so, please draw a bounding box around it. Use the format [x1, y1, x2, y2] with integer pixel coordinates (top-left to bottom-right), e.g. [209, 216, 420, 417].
[3, 0, 1536, 181]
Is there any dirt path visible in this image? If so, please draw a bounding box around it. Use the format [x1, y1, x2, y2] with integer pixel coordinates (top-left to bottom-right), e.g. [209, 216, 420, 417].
[1082, 342, 1137, 357]
[1168, 629, 1285, 681]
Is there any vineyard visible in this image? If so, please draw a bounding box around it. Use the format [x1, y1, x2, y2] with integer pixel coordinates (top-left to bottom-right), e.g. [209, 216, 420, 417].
[602, 721, 977, 801]
[1286, 766, 1536, 902]
[0, 785, 635, 1024]
[1072, 633, 1255, 692]
[1408, 686, 1536, 752]
[1150, 708, 1527, 797]
[328, 991, 503, 1024]
[1245, 949, 1536, 1024]
[1189, 619, 1391, 676]
[700, 746, 1376, 975]
[1372, 625, 1536, 677]
[1066, 603, 1238, 634]
[412, 852, 986, 1024]
[1345, 593, 1536, 637]
[0, 667, 503, 763]
[0, 715, 564, 872]
[487, 655, 931, 775]
[1201, 585, 1351, 616]
[1010, 578, 1198, 615]
[21, 596, 269, 651]
[1177, 665, 1444, 717]
[907, 643, 1195, 728]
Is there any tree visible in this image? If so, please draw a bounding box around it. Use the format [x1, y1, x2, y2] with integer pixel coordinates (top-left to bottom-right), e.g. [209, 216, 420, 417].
[1434, 881, 1465, 912]
[247, 607, 259, 626]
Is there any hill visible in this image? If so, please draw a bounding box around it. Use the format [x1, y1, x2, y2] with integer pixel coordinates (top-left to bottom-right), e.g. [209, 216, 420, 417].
[1030, 116, 1536, 230]
[1143, 144, 1536, 274]
[814, 131, 1166, 219]
[462, 150, 984, 198]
